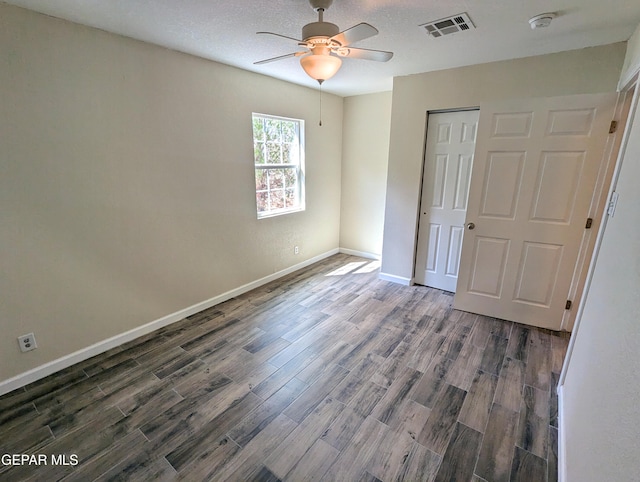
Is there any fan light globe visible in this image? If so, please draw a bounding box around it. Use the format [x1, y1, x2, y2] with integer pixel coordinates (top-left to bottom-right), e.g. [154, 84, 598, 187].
[300, 53, 342, 83]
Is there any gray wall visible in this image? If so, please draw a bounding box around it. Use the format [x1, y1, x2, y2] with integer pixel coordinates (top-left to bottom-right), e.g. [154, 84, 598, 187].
[340, 92, 392, 258]
[561, 23, 640, 481]
[0, 3, 343, 383]
[380, 43, 626, 282]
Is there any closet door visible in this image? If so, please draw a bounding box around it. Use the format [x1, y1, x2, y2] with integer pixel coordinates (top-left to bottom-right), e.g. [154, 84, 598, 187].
[415, 110, 479, 292]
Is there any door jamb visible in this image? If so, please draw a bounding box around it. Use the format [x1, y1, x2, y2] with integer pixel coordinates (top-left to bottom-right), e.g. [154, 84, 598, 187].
[560, 89, 636, 331]
[560, 76, 639, 389]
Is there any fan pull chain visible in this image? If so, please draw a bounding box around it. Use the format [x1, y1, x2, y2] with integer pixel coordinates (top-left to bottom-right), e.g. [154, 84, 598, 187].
[319, 82, 323, 126]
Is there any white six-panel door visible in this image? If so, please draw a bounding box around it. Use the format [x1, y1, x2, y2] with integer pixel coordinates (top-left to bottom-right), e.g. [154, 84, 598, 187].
[454, 93, 617, 330]
[415, 110, 479, 292]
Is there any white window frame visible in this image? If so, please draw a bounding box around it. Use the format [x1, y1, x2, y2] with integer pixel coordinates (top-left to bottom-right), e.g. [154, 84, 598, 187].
[252, 113, 305, 219]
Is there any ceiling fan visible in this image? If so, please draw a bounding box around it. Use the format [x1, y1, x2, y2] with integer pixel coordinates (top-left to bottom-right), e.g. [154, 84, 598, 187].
[254, 0, 393, 84]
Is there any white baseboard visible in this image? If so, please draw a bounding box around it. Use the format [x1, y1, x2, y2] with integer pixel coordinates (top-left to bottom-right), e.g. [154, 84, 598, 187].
[378, 272, 413, 285]
[0, 248, 340, 397]
[557, 384, 567, 482]
[338, 248, 381, 260]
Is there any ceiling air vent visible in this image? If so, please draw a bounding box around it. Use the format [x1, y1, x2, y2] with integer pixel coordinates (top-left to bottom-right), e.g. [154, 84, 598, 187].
[420, 13, 475, 38]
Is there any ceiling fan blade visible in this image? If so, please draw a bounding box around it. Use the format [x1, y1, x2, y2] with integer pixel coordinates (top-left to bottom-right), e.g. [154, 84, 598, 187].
[254, 52, 306, 65]
[257, 31, 303, 43]
[330, 23, 378, 46]
[337, 46, 393, 62]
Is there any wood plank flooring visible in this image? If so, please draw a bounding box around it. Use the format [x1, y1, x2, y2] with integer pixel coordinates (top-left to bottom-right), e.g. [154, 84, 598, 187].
[0, 254, 569, 481]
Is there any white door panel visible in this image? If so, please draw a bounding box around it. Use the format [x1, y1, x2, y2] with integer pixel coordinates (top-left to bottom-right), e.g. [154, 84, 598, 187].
[454, 93, 617, 330]
[415, 110, 479, 292]
[467, 236, 510, 297]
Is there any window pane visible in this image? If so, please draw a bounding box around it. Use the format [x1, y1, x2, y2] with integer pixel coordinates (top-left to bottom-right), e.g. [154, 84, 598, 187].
[271, 189, 285, 210]
[252, 117, 265, 141]
[267, 143, 281, 164]
[282, 121, 296, 143]
[282, 143, 292, 163]
[283, 167, 298, 188]
[255, 169, 268, 190]
[256, 191, 269, 213]
[265, 118, 281, 142]
[270, 169, 284, 189]
[254, 142, 265, 164]
[285, 188, 297, 208]
[288, 142, 301, 164]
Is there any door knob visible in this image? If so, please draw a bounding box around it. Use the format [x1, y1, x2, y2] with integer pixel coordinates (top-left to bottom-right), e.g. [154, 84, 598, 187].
[467, 222, 475, 230]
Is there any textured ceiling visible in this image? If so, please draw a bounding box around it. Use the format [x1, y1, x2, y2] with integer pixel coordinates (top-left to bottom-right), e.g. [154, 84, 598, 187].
[4, 0, 640, 96]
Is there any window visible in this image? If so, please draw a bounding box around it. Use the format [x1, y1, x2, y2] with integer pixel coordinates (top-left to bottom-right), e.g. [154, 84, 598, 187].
[252, 113, 305, 218]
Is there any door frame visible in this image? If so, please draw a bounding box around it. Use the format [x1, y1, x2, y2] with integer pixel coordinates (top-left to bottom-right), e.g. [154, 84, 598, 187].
[560, 78, 638, 389]
[558, 89, 635, 331]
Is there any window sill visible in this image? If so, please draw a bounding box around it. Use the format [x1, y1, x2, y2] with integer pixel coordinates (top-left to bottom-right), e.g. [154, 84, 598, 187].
[257, 207, 305, 219]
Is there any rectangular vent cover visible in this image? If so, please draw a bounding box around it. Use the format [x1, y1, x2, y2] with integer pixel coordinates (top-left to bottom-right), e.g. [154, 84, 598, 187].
[420, 12, 475, 38]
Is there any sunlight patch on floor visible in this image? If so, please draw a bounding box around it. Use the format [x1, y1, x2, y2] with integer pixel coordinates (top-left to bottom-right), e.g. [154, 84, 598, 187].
[325, 260, 380, 276]
[354, 260, 381, 274]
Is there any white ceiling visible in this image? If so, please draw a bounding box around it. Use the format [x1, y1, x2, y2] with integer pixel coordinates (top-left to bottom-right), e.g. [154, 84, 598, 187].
[5, 0, 640, 96]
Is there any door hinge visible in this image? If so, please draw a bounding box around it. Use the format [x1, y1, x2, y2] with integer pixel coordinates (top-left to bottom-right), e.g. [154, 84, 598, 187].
[585, 217, 593, 229]
[607, 191, 619, 217]
[609, 120, 618, 134]
[565, 300, 572, 310]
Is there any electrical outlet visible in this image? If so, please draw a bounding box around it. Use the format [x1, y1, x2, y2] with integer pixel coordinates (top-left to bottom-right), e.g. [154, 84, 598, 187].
[18, 333, 37, 353]
[294, 246, 299, 255]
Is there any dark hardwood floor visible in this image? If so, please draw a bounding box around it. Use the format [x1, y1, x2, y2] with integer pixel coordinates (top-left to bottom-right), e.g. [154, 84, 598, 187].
[0, 254, 568, 481]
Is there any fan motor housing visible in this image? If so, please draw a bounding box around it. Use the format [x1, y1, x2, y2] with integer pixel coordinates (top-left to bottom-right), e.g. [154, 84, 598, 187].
[302, 21, 340, 41]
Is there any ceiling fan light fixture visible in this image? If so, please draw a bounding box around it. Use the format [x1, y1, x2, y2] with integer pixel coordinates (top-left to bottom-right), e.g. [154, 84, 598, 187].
[300, 52, 342, 83]
[255, 0, 392, 84]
